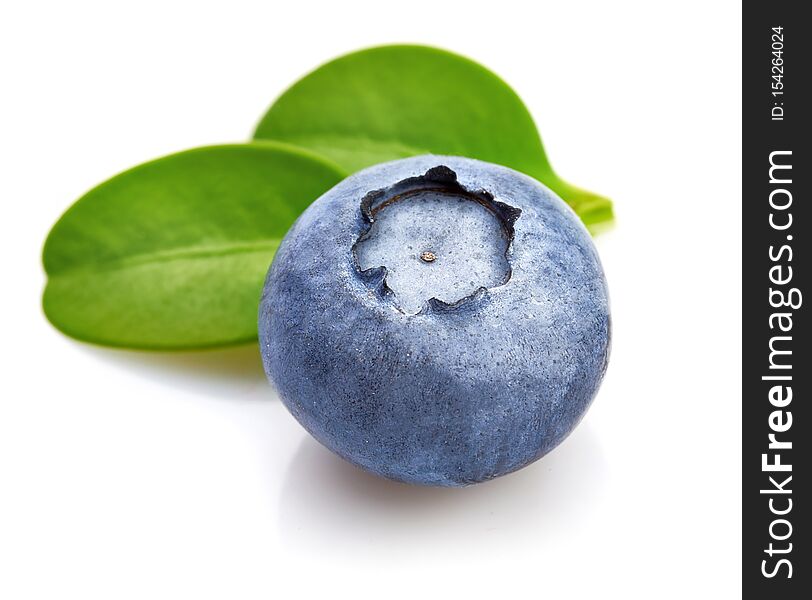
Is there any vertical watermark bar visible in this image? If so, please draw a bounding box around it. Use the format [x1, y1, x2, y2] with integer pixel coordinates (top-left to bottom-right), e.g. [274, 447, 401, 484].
[743, 3, 808, 597]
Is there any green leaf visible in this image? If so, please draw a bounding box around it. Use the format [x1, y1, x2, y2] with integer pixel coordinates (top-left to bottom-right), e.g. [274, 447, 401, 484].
[254, 44, 613, 231]
[43, 142, 345, 349]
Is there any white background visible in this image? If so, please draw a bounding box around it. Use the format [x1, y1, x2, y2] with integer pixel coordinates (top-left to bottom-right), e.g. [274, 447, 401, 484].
[0, 1, 742, 598]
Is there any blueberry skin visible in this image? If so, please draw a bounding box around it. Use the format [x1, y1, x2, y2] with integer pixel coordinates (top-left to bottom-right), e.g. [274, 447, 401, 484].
[259, 156, 610, 486]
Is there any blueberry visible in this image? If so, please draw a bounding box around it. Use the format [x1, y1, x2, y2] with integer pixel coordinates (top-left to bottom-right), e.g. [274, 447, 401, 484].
[259, 156, 610, 486]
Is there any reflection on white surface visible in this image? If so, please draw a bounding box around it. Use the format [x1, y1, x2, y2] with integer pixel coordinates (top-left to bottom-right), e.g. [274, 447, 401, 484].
[279, 423, 607, 553]
[77, 343, 270, 401]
